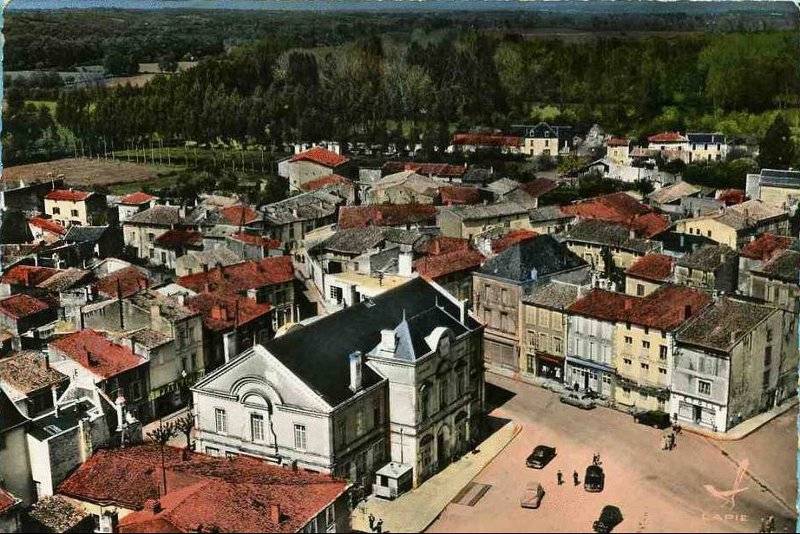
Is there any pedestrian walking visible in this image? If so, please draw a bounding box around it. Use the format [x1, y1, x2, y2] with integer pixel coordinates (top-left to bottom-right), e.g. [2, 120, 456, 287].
[592, 453, 601, 466]
[669, 432, 676, 450]
[375, 519, 383, 534]
[557, 470, 564, 485]
[368, 514, 376, 532]
[573, 470, 579, 486]
[661, 434, 669, 451]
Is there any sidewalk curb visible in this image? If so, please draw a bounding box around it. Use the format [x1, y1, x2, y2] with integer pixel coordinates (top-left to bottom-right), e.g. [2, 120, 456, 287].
[420, 421, 523, 533]
[683, 397, 798, 442]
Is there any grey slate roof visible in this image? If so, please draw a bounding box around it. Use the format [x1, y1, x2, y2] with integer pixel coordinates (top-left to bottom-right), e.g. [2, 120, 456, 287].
[128, 289, 197, 322]
[522, 280, 582, 310]
[760, 169, 800, 189]
[677, 298, 775, 353]
[65, 225, 108, 243]
[125, 205, 187, 226]
[478, 234, 586, 283]
[564, 219, 658, 254]
[314, 227, 387, 255]
[529, 205, 574, 223]
[264, 278, 479, 406]
[687, 133, 726, 144]
[442, 202, 529, 222]
[261, 189, 343, 225]
[677, 244, 735, 271]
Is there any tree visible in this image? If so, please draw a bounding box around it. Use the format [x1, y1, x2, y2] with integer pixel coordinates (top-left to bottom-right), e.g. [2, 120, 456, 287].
[174, 412, 195, 457]
[158, 55, 179, 73]
[758, 115, 796, 170]
[146, 421, 177, 495]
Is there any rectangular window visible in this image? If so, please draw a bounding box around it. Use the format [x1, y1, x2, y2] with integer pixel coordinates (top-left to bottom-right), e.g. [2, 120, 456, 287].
[659, 345, 667, 360]
[71, 209, 79, 217]
[625, 336, 633, 344]
[553, 337, 563, 354]
[215, 408, 227, 433]
[641, 363, 649, 370]
[294, 424, 307, 450]
[251, 414, 265, 442]
[659, 368, 667, 375]
[766, 328, 773, 342]
[642, 341, 650, 349]
[205, 446, 220, 456]
[623, 358, 632, 365]
[636, 284, 644, 296]
[762, 370, 770, 388]
[764, 346, 772, 367]
[325, 505, 335, 529]
[698, 380, 711, 395]
[52, 207, 61, 215]
[526, 354, 535, 373]
[439, 378, 448, 408]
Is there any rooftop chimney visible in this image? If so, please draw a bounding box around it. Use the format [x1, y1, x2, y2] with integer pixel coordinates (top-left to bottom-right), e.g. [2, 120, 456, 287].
[629, 228, 636, 240]
[379, 329, 396, 354]
[114, 395, 126, 432]
[269, 504, 281, 524]
[51, 385, 59, 418]
[349, 351, 363, 392]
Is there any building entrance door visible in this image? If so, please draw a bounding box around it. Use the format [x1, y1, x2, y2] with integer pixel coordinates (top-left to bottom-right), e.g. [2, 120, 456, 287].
[693, 405, 702, 423]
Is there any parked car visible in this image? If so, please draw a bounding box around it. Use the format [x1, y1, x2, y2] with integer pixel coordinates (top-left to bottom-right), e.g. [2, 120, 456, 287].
[520, 481, 545, 509]
[633, 410, 671, 429]
[559, 392, 596, 410]
[584, 465, 605, 492]
[526, 445, 557, 469]
[592, 505, 623, 533]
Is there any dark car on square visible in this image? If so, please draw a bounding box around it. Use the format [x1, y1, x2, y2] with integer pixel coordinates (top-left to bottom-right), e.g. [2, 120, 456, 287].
[584, 465, 605, 492]
[593, 505, 623, 533]
[632, 410, 671, 429]
[526, 445, 557, 469]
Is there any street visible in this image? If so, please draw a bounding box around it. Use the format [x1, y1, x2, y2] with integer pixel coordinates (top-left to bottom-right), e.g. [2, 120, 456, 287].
[428, 374, 797, 533]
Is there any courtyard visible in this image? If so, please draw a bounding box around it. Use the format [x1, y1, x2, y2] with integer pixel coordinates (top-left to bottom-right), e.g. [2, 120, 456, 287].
[427, 374, 797, 533]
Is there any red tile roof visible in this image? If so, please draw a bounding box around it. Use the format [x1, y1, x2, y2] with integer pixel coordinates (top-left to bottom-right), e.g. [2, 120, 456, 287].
[230, 232, 282, 249]
[0, 487, 19, 515]
[219, 205, 261, 226]
[519, 178, 558, 198]
[417, 236, 471, 256]
[440, 186, 481, 206]
[299, 174, 352, 192]
[0, 293, 51, 319]
[625, 254, 674, 281]
[568, 285, 711, 331]
[29, 216, 67, 236]
[606, 137, 630, 147]
[0, 265, 60, 287]
[186, 292, 271, 332]
[177, 256, 294, 295]
[740, 233, 795, 261]
[716, 188, 747, 206]
[154, 229, 203, 249]
[95, 266, 150, 299]
[491, 229, 539, 254]
[382, 162, 467, 178]
[415, 248, 485, 279]
[338, 204, 437, 229]
[59, 445, 348, 534]
[452, 133, 522, 147]
[119, 192, 158, 206]
[48, 329, 146, 380]
[45, 189, 93, 202]
[648, 132, 688, 143]
[561, 193, 668, 238]
[289, 146, 349, 168]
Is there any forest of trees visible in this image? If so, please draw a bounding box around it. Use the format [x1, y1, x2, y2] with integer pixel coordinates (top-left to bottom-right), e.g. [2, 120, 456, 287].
[49, 29, 800, 150]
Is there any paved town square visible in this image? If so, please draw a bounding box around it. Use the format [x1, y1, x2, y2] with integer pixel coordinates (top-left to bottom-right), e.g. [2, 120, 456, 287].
[429, 374, 797, 533]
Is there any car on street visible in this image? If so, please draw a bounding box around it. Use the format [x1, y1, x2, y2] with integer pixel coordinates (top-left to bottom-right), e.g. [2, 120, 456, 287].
[592, 505, 623, 533]
[526, 445, 556, 469]
[559, 392, 596, 410]
[520, 481, 545, 509]
[584, 465, 605, 492]
[632, 410, 671, 429]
